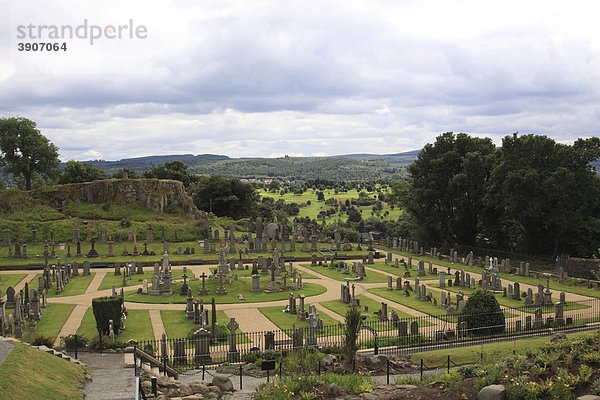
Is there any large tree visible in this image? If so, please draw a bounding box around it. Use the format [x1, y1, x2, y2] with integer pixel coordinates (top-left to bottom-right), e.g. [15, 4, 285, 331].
[484, 134, 600, 257]
[188, 175, 260, 219]
[0, 117, 60, 190]
[401, 132, 495, 246]
[58, 160, 106, 184]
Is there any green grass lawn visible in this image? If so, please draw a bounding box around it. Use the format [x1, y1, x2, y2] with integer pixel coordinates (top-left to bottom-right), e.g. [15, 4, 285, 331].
[261, 187, 402, 224]
[300, 263, 388, 283]
[320, 296, 434, 331]
[0, 273, 27, 294]
[124, 278, 327, 304]
[0, 342, 85, 400]
[97, 268, 190, 291]
[34, 303, 76, 340]
[76, 307, 98, 339]
[160, 309, 250, 345]
[258, 305, 341, 333]
[35, 272, 96, 297]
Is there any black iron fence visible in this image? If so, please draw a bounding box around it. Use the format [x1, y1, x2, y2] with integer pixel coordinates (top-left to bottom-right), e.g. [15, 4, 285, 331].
[135, 297, 600, 371]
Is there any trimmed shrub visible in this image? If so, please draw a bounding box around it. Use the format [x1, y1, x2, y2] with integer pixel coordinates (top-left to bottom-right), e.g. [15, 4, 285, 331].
[92, 296, 124, 335]
[457, 289, 505, 336]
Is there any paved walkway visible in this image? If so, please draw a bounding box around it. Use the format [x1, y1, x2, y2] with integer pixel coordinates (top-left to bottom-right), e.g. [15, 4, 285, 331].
[53, 304, 88, 346]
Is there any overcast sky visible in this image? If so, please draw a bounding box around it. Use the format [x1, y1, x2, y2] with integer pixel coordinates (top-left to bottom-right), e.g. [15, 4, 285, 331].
[1, 0, 600, 161]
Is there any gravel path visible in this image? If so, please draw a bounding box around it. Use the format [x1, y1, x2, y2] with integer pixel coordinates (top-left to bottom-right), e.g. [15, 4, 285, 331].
[0, 338, 15, 366]
[78, 352, 135, 400]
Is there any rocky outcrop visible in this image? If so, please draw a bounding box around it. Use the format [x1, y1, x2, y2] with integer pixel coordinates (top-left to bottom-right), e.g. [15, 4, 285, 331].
[31, 179, 201, 218]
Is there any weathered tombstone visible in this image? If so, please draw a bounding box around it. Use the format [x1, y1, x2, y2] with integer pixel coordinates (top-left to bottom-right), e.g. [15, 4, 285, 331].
[226, 318, 240, 362]
[410, 320, 419, 335]
[82, 261, 91, 276]
[194, 328, 212, 364]
[252, 274, 260, 294]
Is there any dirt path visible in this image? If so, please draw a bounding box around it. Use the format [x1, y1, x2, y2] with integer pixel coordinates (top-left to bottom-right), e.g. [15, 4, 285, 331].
[86, 270, 108, 292]
[224, 308, 288, 340]
[149, 309, 166, 342]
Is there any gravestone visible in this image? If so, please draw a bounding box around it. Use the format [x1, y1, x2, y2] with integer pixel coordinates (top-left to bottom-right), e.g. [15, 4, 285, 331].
[82, 261, 91, 276]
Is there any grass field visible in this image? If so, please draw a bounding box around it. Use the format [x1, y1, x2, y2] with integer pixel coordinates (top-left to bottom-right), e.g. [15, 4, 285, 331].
[36, 273, 95, 298]
[0, 342, 85, 400]
[0, 273, 27, 294]
[261, 187, 403, 223]
[124, 278, 327, 304]
[34, 303, 76, 340]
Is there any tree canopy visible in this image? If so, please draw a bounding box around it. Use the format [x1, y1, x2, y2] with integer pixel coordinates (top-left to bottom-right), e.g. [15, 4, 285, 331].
[393, 132, 600, 258]
[143, 160, 196, 187]
[58, 160, 106, 184]
[0, 117, 60, 190]
[188, 175, 260, 219]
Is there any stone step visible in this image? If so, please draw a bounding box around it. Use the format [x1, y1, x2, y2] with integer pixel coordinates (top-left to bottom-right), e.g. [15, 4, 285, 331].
[124, 352, 135, 368]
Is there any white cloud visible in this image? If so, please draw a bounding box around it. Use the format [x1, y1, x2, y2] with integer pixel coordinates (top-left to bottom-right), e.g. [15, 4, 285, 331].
[1, 0, 599, 160]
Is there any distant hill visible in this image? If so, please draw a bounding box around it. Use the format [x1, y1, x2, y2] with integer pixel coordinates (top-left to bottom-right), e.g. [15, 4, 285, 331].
[77, 151, 419, 181]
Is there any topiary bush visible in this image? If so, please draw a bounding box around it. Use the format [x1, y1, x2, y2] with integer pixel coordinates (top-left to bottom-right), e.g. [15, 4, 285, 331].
[457, 289, 505, 336]
[92, 296, 124, 335]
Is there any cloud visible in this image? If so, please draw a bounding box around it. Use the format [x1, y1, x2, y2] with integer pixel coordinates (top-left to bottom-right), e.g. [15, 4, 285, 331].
[1, 0, 600, 160]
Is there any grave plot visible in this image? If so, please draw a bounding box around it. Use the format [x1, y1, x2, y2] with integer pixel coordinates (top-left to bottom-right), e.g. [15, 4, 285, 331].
[368, 253, 441, 280]
[259, 301, 340, 333]
[301, 261, 388, 283]
[97, 266, 189, 291]
[34, 272, 95, 298]
[320, 295, 435, 331]
[160, 309, 239, 341]
[124, 272, 327, 304]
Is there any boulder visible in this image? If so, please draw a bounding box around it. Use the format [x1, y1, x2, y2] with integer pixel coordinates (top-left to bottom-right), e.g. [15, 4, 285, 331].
[179, 383, 193, 397]
[478, 384, 506, 400]
[188, 380, 209, 395]
[577, 396, 600, 400]
[211, 373, 234, 392]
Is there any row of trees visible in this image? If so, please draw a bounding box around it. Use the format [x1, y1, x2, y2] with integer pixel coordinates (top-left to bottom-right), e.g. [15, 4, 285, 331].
[391, 132, 600, 258]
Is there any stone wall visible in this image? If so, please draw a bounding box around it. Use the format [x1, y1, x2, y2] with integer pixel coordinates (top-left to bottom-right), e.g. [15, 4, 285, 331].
[32, 179, 201, 218]
[565, 257, 599, 280]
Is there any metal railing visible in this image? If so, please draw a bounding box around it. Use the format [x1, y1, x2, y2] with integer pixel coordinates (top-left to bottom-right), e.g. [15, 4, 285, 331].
[135, 297, 600, 372]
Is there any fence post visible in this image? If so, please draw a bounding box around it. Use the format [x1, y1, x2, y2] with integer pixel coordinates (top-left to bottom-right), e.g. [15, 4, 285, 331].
[74, 334, 78, 360]
[420, 358, 423, 381]
[134, 344, 137, 377]
[318, 360, 321, 375]
[279, 360, 282, 378]
[202, 364, 205, 381]
[239, 363, 243, 390]
[386, 358, 390, 385]
[151, 376, 157, 396]
[447, 355, 450, 373]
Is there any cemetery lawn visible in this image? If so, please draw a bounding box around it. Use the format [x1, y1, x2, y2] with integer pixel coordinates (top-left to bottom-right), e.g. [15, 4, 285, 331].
[205, 266, 319, 279]
[0, 272, 27, 294]
[367, 262, 440, 280]
[0, 342, 85, 400]
[429, 283, 590, 313]
[160, 310, 250, 344]
[35, 272, 96, 298]
[367, 287, 457, 321]
[300, 263, 388, 283]
[320, 296, 435, 330]
[35, 303, 76, 341]
[97, 269, 189, 291]
[258, 305, 340, 333]
[376, 246, 600, 299]
[123, 280, 327, 304]
[76, 308, 154, 341]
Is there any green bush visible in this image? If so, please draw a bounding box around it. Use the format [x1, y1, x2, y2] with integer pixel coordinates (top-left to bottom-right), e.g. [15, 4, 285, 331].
[343, 305, 362, 359]
[457, 289, 505, 336]
[30, 335, 55, 347]
[88, 335, 126, 351]
[92, 296, 124, 335]
[60, 334, 88, 349]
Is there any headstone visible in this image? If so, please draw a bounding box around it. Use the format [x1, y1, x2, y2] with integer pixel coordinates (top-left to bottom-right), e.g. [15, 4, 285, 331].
[82, 261, 91, 276]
